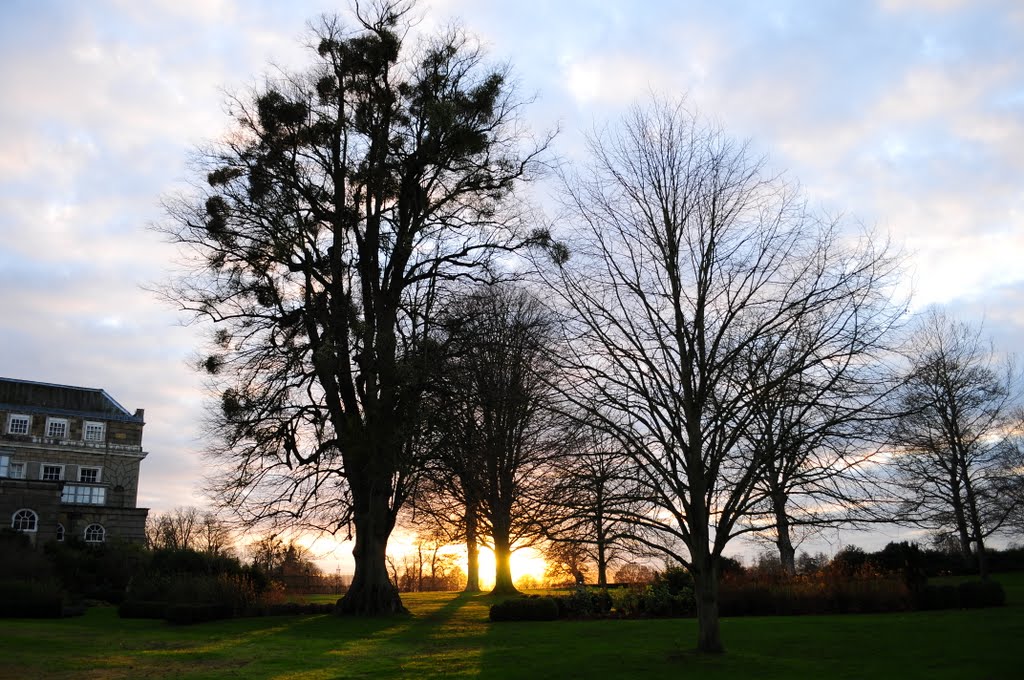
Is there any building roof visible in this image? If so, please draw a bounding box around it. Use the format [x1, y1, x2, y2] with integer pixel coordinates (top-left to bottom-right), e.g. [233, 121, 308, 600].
[0, 377, 144, 423]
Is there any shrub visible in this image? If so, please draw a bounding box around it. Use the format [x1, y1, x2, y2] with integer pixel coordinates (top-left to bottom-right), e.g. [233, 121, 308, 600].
[718, 575, 910, 616]
[127, 572, 262, 615]
[958, 581, 1005, 609]
[489, 596, 559, 622]
[150, 548, 245, 577]
[46, 539, 149, 604]
[612, 582, 696, 618]
[118, 600, 168, 619]
[255, 602, 335, 616]
[654, 566, 693, 594]
[0, 579, 64, 618]
[718, 556, 745, 578]
[552, 586, 612, 619]
[165, 603, 232, 625]
[912, 584, 960, 611]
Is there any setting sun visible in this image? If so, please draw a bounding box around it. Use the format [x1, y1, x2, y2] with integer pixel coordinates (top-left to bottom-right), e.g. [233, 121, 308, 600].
[474, 546, 547, 589]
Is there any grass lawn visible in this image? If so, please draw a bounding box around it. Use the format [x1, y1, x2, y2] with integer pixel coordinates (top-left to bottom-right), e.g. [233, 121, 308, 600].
[0, 573, 1020, 679]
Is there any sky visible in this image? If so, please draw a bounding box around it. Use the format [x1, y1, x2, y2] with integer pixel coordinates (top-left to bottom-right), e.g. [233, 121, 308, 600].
[1, 0, 1023, 570]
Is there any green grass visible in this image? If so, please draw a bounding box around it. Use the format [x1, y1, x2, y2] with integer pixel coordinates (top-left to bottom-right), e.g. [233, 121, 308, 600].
[1, 574, 1021, 679]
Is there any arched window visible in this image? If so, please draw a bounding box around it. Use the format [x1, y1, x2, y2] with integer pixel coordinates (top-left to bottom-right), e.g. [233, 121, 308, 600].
[84, 523, 105, 543]
[11, 509, 38, 532]
[56, 523, 65, 542]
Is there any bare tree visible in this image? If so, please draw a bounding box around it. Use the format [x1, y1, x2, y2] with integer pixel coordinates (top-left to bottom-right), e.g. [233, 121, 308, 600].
[431, 285, 567, 595]
[542, 540, 590, 585]
[739, 331, 904, 575]
[147, 506, 233, 555]
[889, 309, 1024, 579]
[157, 3, 548, 614]
[546, 98, 903, 652]
[543, 429, 648, 586]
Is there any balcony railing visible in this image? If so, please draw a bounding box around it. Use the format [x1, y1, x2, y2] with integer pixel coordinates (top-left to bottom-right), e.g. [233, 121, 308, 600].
[0, 434, 142, 453]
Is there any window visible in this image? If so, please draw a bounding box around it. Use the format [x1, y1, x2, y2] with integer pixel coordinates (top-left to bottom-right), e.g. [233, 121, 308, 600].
[1, 455, 23, 478]
[84, 421, 105, 442]
[56, 523, 65, 542]
[6, 414, 30, 435]
[45, 418, 68, 439]
[41, 464, 64, 481]
[11, 509, 38, 532]
[78, 467, 101, 483]
[84, 524, 105, 543]
[61, 485, 106, 505]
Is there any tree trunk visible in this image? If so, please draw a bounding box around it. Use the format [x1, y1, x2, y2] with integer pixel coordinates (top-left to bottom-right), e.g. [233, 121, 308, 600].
[948, 471, 973, 560]
[596, 538, 608, 587]
[959, 463, 991, 581]
[490, 531, 518, 595]
[692, 556, 723, 654]
[464, 505, 481, 593]
[336, 493, 407, 615]
[772, 492, 796, 576]
[689, 482, 724, 653]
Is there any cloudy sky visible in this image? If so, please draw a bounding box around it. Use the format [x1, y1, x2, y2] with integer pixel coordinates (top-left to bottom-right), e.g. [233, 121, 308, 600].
[2, 0, 1022, 563]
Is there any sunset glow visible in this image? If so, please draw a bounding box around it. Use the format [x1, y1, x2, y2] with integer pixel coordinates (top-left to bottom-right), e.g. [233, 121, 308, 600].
[474, 547, 548, 589]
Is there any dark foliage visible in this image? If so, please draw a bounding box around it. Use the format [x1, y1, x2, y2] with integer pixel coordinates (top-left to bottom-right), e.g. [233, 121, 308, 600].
[0, 579, 64, 618]
[165, 602, 233, 625]
[252, 602, 335, 616]
[46, 539, 149, 603]
[551, 586, 613, 619]
[910, 584, 960, 611]
[957, 580, 1006, 608]
[489, 596, 559, 622]
[117, 600, 169, 619]
[613, 584, 697, 619]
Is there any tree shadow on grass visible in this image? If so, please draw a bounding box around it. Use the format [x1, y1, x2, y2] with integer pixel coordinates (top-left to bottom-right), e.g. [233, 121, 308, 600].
[256, 592, 491, 678]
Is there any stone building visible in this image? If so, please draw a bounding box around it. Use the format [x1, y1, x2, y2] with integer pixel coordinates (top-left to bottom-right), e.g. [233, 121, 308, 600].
[0, 377, 149, 545]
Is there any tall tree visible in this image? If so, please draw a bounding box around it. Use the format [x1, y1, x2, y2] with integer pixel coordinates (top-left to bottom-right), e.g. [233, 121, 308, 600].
[889, 309, 1024, 579]
[160, 3, 547, 614]
[436, 285, 566, 595]
[546, 99, 903, 652]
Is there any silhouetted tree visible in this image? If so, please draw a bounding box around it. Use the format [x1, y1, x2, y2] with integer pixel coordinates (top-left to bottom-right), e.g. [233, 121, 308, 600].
[432, 286, 567, 595]
[158, 2, 548, 615]
[613, 562, 656, 585]
[544, 429, 648, 586]
[546, 98, 903, 652]
[147, 507, 233, 555]
[740, 331, 904, 576]
[889, 309, 1024, 580]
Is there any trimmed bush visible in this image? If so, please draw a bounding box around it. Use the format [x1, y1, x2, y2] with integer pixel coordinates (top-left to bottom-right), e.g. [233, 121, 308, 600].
[552, 587, 613, 619]
[912, 584, 960, 611]
[718, 577, 910, 616]
[489, 596, 559, 622]
[251, 602, 335, 617]
[0, 579, 64, 618]
[118, 600, 168, 619]
[46, 539, 148, 604]
[958, 581, 1005, 608]
[613, 567, 696, 618]
[165, 603, 232, 625]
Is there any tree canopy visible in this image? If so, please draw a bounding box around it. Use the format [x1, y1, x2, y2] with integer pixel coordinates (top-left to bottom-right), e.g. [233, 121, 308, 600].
[160, 1, 548, 614]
